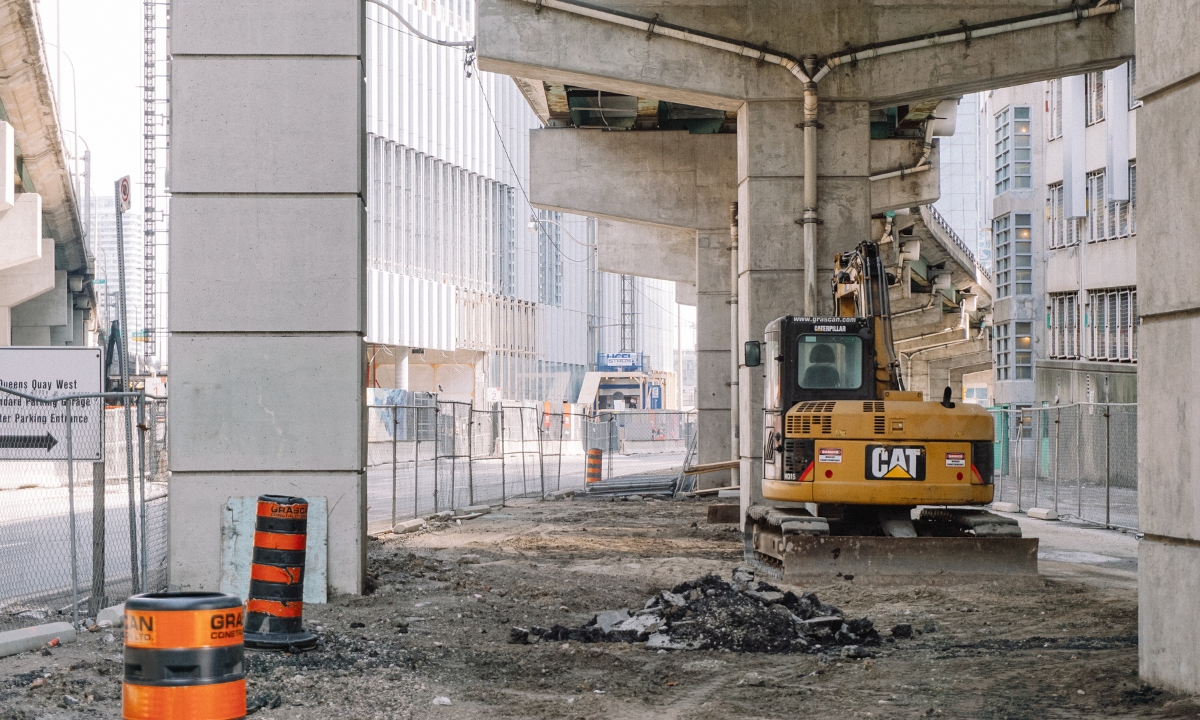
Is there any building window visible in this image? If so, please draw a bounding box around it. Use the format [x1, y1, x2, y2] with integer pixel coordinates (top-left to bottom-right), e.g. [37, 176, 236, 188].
[1047, 78, 1063, 140]
[1014, 214, 1032, 295]
[1014, 322, 1033, 379]
[1048, 183, 1083, 249]
[1088, 288, 1138, 362]
[1086, 166, 1137, 243]
[995, 323, 1010, 381]
[1128, 59, 1141, 110]
[1049, 293, 1079, 359]
[1085, 71, 1105, 125]
[994, 215, 1010, 297]
[1128, 163, 1137, 236]
[995, 106, 1032, 196]
[537, 210, 564, 307]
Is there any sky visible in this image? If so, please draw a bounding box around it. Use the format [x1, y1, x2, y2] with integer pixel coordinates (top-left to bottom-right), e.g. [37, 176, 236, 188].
[38, 0, 145, 211]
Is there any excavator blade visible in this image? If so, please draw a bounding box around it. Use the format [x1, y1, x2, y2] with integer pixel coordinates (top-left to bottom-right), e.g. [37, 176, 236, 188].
[749, 524, 1040, 584]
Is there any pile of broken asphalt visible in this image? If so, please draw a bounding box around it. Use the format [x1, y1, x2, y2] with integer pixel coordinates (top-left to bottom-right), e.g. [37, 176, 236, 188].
[509, 566, 912, 657]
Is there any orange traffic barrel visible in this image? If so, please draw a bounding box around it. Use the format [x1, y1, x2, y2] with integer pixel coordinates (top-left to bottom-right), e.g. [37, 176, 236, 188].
[122, 592, 246, 720]
[244, 495, 317, 650]
[586, 448, 603, 483]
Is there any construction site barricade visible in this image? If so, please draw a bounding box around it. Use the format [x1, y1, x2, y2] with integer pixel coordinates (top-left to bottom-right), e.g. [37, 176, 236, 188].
[243, 495, 317, 650]
[122, 592, 245, 720]
[585, 448, 603, 483]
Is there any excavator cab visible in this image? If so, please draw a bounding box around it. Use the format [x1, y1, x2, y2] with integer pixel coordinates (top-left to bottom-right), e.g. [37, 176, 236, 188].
[740, 241, 1038, 582]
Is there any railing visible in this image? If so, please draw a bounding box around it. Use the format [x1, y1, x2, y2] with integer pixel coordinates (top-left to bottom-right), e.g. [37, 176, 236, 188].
[0, 387, 169, 632]
[988, 403, 1136, 531]
[923, 204, 992, 281]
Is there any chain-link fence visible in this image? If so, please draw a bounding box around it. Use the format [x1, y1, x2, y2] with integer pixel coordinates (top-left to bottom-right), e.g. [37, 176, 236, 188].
[0, 387, 168, 632]
[989, 403, 1137, 530]
[366, 402, 695, 531]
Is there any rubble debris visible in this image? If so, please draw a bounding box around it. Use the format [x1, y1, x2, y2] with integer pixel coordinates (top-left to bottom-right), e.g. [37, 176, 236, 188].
[523, 567, 890, 654]
[891, 623, 913, 639]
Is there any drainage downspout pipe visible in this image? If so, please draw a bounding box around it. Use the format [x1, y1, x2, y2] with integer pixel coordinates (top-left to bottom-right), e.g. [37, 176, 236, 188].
[817, 3, 1121, 76]
[801, 73, 819, 315]
[729, 203, 740, 490]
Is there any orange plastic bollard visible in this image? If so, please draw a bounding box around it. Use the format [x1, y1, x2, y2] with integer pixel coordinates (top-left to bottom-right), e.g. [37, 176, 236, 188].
[122, 592, 245, 720]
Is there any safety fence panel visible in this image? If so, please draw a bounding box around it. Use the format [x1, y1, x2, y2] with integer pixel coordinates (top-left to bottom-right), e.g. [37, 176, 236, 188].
[0, 390, 169, 633]
[366, 403, 695, 531]
[989, 403, 1137, 530]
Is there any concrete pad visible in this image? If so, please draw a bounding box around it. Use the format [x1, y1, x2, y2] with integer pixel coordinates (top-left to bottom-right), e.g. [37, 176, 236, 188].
[0, 622, 75, 659]
[991, 502, 1021, 513]
[394, 518, 426, 534]
[95, 604, 124, 628]
[1027, 508, 1059, 521]
[717, 489, 740, 499]
[707, 504, 740, 524]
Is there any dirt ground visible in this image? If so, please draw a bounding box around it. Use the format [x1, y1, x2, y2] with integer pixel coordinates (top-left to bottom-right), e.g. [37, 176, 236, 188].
[3, 495, 1198, 720]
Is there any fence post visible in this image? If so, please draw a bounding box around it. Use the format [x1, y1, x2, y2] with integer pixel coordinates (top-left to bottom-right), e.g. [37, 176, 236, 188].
[391, 407, 398, 528]
[1053, 407, 1061, 513]
[449, 404, 457, 511]
[499, 407, 507, 507]
[557, 412, 565, 492]
[66, 405, 78, 629]
[538, 409, 546, 499]
[1077, 405, 1083, 520]
[123, 392, 140, 594]
[1015, 411, 1024, 511]
[433, 406, 440, 513]
[413, 407, 420, 519]
[1105, 403, 1112, 527]
[1032, 409, 1040, 508]
[89, 460, 106, 617]
[137, 393, 148, 590]
[518, 407, 528, 497]
[468, 408, 475, 507]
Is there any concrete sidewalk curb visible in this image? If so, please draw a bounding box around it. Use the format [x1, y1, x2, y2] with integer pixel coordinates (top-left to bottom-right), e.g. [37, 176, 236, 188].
[0, 622, 76, 659]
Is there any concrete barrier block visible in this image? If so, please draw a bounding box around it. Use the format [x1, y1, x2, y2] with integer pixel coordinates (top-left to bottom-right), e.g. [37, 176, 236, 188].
[454, 505, 492, 517]
[1027, 507, 1059, 521]
[95, 604, 124, 628]
[394, 518, 426, 534]
[991, 502, 1020, 513]
[0, 622, 76, 659]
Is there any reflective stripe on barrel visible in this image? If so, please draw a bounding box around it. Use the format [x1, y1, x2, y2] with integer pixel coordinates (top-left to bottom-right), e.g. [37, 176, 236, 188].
[246, 495, 308, 638]
[122, 592, 245, 720]
[585, 448, 603, 483]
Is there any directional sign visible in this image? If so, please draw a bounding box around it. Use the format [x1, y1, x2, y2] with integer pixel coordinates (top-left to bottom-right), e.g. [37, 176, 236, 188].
[0, 347, 103, 461]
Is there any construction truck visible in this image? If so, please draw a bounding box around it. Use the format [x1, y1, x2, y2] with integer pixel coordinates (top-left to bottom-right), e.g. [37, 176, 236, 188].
[741, 241, 1037, 580]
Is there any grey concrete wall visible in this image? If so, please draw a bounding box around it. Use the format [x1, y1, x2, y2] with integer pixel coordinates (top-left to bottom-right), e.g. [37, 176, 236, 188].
[1034, 360, 1137, 405]
[11, 269, 67, 329]
[696, 228, 732, 487]
[737, 100, 871, 510]
[168, 0, 366, 596]
[1136, 0, 1200, 693]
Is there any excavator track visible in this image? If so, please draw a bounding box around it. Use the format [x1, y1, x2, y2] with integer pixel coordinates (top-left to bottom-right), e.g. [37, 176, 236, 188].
[745, 505, 1039, 583]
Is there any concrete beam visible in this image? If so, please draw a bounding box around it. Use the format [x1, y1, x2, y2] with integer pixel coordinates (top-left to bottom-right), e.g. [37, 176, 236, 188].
[0, 236, 54, 310]
[530, 129, 735, 231]
[0, 194, 43, 272]
[11, 269, 66, 329]
[0, 1, 84, 271]
[478, 0, 1133, 109]
[596, 220, 695, 283]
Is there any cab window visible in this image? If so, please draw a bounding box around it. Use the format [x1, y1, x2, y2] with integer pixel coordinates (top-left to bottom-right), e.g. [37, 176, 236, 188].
[797, 335, 863, 390]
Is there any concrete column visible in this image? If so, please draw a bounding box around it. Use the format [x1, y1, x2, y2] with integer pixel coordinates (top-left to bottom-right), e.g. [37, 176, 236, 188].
[395, 347, 410, 391]
[737, 100, 871, 511]
[1136, 4, 1200, 694]
[695, 228, 731, 487]
[168, 3, 366, 595]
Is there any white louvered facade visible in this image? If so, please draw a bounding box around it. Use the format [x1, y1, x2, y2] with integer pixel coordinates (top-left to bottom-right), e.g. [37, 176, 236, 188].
[364, 0, 684, 403]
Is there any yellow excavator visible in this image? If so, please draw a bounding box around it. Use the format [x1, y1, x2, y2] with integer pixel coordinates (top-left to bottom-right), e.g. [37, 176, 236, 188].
[742, 241, 1037, 580]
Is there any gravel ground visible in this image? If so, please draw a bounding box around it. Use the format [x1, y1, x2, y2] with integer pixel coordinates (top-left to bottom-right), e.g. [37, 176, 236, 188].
[1, 495, 1196, 719]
